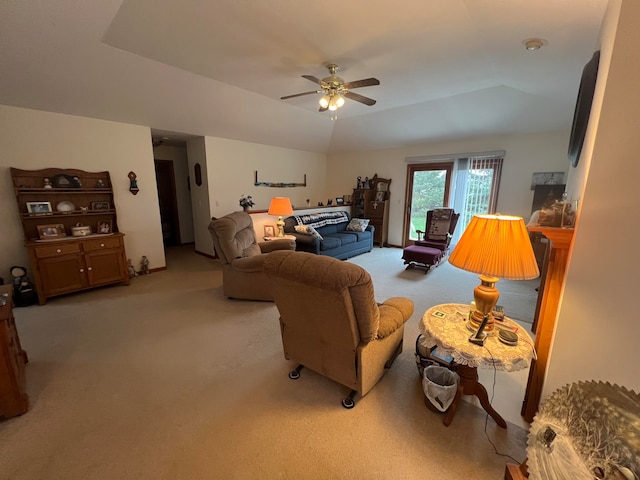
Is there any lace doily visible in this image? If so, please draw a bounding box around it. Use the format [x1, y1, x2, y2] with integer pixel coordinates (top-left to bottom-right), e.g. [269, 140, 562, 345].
[419, 303, 535, 371]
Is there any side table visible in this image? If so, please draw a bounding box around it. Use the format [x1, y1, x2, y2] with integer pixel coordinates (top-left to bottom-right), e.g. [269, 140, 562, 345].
[263, 235, 297, 242]
[420, 303, 535, 428]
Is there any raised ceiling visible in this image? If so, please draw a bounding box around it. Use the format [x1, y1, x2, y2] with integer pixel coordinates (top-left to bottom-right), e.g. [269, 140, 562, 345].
[0, 0, 608, 153]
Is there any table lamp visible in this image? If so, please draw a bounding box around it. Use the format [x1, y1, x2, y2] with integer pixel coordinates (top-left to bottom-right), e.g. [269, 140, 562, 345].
[448, 214, 540, 333]
[268, 197, 294, 237]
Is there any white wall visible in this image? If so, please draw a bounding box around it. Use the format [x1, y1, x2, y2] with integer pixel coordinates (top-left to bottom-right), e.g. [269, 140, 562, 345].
[544, 0, 640, 396]
[0, 105, 165, 277]
[192, 136, 327, 255]
[152, 144, 195, 244]
[326, 130, 571, 246]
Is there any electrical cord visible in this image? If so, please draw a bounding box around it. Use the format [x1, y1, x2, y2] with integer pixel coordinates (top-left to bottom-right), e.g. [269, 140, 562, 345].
[482, 344, 525, 465]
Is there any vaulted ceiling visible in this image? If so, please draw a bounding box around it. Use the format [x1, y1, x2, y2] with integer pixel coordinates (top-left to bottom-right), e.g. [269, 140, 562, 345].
[0, 0, 608, 153]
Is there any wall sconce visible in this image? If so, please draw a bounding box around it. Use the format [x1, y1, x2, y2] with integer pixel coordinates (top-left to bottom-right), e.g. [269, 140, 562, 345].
[128, 171, 139, 195]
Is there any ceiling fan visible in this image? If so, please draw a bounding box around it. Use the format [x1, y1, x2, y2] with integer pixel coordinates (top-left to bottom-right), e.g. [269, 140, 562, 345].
[280, 64, 380, 112]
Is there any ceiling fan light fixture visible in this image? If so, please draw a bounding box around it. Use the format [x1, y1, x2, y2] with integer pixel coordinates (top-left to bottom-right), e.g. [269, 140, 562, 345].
[334, 95, 345, 108]
[319, 95, 330, 109]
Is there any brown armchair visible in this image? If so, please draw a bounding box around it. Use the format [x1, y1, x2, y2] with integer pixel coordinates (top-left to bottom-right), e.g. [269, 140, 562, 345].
[208, 211, 295, 301]
[264, 250, 414, 408]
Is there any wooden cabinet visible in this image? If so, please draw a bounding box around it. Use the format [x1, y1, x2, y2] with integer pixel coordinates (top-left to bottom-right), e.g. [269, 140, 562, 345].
[351, 188, 373, 219]
[366, 199, 390, 247]
[0, 285, 29, 419]
[10, 168, 130, 304]
[353, 175, 391, 247]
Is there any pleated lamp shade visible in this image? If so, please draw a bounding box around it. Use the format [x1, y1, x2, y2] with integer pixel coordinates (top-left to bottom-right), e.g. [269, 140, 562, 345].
[449, 214, 540, 331]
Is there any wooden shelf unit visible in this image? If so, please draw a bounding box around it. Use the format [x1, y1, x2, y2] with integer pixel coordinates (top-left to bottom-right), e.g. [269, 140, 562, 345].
[10, 168, 130, 305]
[352, 175, 391, 247]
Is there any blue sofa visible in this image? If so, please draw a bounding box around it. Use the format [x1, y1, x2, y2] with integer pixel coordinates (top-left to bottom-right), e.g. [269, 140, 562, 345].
[283, 211, 374, 260]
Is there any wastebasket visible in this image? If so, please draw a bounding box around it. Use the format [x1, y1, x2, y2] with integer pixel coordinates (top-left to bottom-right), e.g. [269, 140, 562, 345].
[422, 365, 459, 413]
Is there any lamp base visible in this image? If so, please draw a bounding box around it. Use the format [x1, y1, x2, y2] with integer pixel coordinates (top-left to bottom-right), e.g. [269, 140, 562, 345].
[276, 216, 285, 237]
[469, 275, 500, 333]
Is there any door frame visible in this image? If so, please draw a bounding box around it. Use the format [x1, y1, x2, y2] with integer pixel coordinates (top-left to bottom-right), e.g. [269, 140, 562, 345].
[402, 162, 453, 246]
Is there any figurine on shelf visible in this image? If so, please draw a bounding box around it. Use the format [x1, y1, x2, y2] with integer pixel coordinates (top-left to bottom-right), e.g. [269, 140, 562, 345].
[96, 179, 105, 188]
[357, 176, 362, 189]
[140, 256, 149, 275]
[127, 259, 137, 278]
[363, 176, 370, 189]
[327, 199, 333, 205]
[72, 176, 82, 187]
[43, 177, 52, 189]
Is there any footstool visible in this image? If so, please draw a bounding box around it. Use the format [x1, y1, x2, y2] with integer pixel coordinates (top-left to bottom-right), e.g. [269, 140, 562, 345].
[402, 244, 446, 273]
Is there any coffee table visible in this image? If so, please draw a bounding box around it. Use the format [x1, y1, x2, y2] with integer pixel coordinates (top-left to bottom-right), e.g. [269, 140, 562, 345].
[420, 303, 535, 428]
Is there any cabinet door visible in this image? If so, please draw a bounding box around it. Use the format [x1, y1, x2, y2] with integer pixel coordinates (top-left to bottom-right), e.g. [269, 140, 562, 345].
[85, 249, 126, 286]
[38, 255, 87, 296]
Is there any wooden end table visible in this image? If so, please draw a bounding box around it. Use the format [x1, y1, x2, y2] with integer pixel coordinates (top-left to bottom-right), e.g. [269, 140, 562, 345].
[420, 303, 535, 428]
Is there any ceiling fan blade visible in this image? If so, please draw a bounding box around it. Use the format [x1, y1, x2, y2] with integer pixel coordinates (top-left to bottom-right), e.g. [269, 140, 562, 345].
[302, 75, 324, 86]
[343, 78, 380, 89]
[344, 91, 377, 106]
[280, 90, 321, 100]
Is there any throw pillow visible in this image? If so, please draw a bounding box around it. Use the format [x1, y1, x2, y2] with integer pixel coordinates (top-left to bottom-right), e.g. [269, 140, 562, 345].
[294, 224, 323, 240]
[346, 218, 369, 232]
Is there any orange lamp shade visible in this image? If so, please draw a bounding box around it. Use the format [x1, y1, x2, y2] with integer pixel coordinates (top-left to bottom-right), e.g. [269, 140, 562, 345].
[268, 197, 294, 216]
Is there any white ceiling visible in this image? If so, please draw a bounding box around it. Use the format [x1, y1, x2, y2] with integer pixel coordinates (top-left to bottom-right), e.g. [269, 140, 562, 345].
[0, 0, 608, 153]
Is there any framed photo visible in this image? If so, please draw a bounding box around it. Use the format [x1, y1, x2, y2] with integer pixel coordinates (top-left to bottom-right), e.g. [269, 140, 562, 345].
[90, 201, 110, 211]
[26, 201, 53, 215]
[37, 223, 66, 240]
[264, 225, 275, 238]
[97, 220, 112, 234]
[375, 191, 386, 202]
[335, 197, 344, 205]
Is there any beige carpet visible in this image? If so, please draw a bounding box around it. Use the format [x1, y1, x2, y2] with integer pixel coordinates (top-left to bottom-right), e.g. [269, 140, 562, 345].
[0, 245, 537, 479]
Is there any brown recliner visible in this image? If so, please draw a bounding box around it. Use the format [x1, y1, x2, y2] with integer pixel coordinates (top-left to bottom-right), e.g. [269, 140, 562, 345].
[208, 211, 295, 301]
[264, 250, 414, 408]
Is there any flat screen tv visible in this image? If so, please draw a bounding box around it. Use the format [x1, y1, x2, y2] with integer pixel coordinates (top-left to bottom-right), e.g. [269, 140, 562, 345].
[568, 50, 600, 167]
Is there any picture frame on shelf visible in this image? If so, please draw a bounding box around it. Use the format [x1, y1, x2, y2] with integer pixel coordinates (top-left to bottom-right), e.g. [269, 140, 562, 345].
[264, 225, 275, 238]
[97, 220, 112, 234]
[375, 191, 386, 202]
[335, 197, 344, 205]
[37, 223, 66, 240]
[26, 201, 53, 215]
[90, 201, 110, 211]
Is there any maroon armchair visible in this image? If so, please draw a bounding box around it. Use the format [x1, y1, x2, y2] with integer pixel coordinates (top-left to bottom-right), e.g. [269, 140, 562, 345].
[402, 209, 460, 273]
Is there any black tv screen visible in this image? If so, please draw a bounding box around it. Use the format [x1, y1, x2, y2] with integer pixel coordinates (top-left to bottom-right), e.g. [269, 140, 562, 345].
[568, 50, 600, 167]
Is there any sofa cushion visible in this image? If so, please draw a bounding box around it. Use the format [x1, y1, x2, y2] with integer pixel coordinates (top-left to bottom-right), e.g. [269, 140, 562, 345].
[334, 232, 357, 245]
[319, 236, 341, 251]
[346, 218, 370, 232]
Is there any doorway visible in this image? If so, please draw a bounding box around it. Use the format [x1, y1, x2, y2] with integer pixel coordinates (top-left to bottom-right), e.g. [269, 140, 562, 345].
[154, 159, 181, 246]
[403, 162, 453, 245]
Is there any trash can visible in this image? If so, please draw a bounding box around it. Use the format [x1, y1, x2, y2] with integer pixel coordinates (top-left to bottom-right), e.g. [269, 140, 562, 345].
[422, 365, 459, 413]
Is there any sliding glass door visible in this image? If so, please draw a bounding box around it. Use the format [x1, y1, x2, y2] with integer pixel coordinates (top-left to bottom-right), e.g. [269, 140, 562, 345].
[403, 155, 503, 246]
[403, 162, 453, 245]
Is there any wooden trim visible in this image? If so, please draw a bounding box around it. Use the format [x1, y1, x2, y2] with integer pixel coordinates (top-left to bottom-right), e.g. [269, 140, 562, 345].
[521, 226, 574, 421]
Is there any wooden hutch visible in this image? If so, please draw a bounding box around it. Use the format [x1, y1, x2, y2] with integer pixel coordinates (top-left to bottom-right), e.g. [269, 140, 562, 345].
[10, 168, 130, 305]
[351, 175, 391, 247]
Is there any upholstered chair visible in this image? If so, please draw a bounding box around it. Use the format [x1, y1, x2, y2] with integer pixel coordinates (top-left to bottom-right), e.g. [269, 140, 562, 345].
[264, 250, 414, 408]
[208, 211, 295, 301]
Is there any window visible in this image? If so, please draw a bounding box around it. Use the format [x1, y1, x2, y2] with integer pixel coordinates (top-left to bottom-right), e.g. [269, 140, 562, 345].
[404, 153, 503, 246]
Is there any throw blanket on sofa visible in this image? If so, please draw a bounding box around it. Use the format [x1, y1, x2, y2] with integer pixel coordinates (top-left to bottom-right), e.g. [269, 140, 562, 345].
[293, 211, 350, 229]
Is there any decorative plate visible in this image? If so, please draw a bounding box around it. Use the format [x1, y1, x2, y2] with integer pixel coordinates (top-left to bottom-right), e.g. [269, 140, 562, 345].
[52, 173, 81, 188]
[56, 200, 75, 213]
